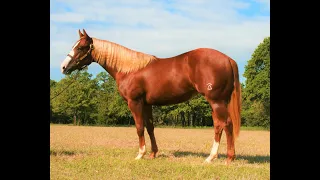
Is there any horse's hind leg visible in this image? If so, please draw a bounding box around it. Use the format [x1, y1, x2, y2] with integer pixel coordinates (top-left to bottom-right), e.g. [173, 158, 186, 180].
[205, 100, 235, 164]
[144, 105, 158, 159]
[205, 100, 225, 163]
[224, 116, 235, 164]
[205, 107, 224, 163]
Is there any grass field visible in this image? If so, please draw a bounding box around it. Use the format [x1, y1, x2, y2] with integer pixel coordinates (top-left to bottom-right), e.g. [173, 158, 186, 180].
[50, 125, 270, 180]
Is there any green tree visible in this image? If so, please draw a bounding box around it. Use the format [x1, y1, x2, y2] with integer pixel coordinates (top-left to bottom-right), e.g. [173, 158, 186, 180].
[189, 95, 212, 126]
[95, 72, 131, 125]
[152, 94, 212, 127]
[50, 79, 57, 123]
[50, 70, 98, 125]
[50, 79, 57, 87]
[242, 37, 270, 128]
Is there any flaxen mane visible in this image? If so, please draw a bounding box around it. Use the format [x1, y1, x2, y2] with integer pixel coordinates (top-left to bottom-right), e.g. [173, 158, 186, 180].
[91, 38, 157, 73]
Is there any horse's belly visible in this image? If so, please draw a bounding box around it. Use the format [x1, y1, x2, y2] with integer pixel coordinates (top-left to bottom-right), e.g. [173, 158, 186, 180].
[145, 88, 197, 105]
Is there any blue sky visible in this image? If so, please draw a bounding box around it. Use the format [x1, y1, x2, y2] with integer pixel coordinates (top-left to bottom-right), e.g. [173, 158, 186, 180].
[50, 0, 270, 83]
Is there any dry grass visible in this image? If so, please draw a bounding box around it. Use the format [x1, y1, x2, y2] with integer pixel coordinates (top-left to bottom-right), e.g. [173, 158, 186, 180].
[50, 125, 270, 180]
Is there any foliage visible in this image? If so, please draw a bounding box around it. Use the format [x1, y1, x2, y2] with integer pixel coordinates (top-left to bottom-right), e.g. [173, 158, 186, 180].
[50, 70, 98, 125]
[242, 37, 270, 128]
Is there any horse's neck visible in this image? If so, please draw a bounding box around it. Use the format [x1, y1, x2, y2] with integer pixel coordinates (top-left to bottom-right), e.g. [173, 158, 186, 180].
[91, 55, 122, 81]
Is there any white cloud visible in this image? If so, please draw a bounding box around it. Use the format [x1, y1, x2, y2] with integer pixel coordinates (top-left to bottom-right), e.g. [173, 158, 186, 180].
[51, 13, 86, 23]
[50, 0, 270, 73]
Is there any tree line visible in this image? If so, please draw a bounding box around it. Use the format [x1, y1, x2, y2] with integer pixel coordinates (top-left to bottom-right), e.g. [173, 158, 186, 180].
[50, 37, 270, 129]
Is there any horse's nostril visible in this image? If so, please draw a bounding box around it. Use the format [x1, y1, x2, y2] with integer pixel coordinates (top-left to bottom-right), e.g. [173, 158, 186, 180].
[62, 66, 65, 69]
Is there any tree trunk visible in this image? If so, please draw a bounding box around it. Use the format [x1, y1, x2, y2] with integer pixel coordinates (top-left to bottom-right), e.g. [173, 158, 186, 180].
[73, 114, 76, 126]
[193, 113, 197, 127]
[202, 117, 205, 126]
[84, 110, 87, 125]
[181, 112, 185, 127]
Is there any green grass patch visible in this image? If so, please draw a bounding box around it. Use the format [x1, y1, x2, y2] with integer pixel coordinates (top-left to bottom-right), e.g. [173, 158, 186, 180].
[50, 148, 269, 180]
[50, 125, 270, 179]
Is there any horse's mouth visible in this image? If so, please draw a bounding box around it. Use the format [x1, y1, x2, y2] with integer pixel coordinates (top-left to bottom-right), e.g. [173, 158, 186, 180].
[63, 66, 86, 75]
[62, 68, 72, 75]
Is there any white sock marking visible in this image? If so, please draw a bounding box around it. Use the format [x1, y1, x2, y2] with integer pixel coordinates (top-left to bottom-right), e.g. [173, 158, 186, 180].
[205, 140, 220, 163]
[135, 145, 146, 160]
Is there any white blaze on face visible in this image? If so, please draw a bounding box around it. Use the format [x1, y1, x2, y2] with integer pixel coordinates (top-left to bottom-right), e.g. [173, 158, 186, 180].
[205, 140, 220, 163]
[60, 41, 80, 73]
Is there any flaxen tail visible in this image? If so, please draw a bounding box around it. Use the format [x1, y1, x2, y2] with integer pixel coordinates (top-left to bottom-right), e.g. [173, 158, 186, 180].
[228, 59, 241, 138]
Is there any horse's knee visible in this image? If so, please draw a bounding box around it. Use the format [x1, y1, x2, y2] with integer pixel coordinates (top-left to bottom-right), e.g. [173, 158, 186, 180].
[136, 126, 144, 137]
[214, 124, 222, 131]
[224, 118, 233, 133]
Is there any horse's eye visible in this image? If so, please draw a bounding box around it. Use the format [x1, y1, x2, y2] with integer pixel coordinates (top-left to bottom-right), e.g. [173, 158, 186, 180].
[77, 47, 82, 50]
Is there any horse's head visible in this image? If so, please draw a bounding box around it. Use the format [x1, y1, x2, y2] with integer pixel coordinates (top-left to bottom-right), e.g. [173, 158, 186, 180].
[61, 29, 94, 75]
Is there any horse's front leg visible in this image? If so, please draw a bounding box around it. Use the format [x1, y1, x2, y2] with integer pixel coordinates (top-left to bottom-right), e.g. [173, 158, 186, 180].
[128, 99, 146, 160]
[144, 105, 158, 159]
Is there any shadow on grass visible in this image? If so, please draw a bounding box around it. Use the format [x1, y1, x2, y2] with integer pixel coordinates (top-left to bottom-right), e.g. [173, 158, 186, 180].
[171, 151, 269, 164]
[50, 150, 76, 156]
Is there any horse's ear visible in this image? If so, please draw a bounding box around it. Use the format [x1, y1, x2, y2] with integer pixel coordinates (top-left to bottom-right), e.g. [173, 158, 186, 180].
[83, 29, 90, 38]
[78, 29, 84, 38]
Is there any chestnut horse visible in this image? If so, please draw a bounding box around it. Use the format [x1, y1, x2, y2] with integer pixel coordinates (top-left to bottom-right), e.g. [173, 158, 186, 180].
[60, 29, 241, 164]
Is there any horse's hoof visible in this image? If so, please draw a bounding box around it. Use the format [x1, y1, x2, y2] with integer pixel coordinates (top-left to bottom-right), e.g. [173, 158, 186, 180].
[204, 154, 218, 163]
[135, 156, 142, 160]
[149, 152, 157, 159]
[225, 157, 234, 165]
[135, 153, 146, 160]
[204, 158, 212, 163]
